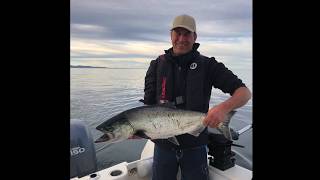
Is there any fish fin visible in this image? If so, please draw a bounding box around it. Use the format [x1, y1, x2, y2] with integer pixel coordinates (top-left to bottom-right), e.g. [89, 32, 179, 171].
[94, 134, 109, 143]
[188, 126, 206, 137]
[188, 131, 201, 137]
[217, 110, 237, 140]
[133, 130, 151, 139]
[167, 136, 180, 146]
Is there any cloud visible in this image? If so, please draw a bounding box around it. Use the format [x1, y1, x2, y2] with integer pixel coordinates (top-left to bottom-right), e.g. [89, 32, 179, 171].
[71, 37, 170, 60]
[71, 0, 252, 64]
[199, 37, 252, 59]
[71, 0, 251, 40]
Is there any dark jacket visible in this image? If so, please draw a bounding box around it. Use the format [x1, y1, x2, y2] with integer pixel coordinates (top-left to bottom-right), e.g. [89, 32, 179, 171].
[143, 43, 246, 149]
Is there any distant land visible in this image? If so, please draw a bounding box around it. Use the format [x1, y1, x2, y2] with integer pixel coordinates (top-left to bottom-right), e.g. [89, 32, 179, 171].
[70, 65, 106, 68]
[70, 65, 146, 69]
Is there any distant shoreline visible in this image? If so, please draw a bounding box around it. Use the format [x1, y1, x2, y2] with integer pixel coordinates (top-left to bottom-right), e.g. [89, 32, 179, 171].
[70, 65, 106, 68]
[70, 65, 146, 69]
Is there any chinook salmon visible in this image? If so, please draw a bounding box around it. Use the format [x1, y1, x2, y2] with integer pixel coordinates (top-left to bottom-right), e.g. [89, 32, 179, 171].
[95, 105, 236, 145]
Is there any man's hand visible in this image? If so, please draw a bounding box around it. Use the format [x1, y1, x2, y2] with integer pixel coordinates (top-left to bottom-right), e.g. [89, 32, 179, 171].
[203, 87, 251, 128]
[203, 105, 229, 128]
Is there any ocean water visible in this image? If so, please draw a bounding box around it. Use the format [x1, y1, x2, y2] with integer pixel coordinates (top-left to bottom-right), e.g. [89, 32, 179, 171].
[70, 61, 252, 171]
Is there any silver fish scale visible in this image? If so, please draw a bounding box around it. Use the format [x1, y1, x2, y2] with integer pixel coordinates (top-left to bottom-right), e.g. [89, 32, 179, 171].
[125, 106, 206, 139]
[95, 105, 235, 144]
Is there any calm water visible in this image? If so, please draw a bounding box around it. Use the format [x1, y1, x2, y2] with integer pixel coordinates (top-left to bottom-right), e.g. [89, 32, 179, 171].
[70, 61, 252, 171]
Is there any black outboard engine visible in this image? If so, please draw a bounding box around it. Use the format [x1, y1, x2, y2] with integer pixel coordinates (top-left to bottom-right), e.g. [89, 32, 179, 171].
[207, 133, 236, 171]
[70, 119, 97, 178]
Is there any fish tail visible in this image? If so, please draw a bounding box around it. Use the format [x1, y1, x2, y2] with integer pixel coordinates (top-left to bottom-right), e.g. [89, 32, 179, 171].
[218, 110, 236, 140]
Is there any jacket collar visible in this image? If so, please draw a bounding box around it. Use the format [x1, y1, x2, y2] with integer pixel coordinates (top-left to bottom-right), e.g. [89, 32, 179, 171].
[164, 43, 200, 65]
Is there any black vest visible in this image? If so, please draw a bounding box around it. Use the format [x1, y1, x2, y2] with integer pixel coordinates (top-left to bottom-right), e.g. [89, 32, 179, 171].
[152, 51, 215, 149]
[155, 53, 213, 113]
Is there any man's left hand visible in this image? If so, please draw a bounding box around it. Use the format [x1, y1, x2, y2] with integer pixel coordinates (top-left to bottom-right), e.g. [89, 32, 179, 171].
[203, 105, 229, 128]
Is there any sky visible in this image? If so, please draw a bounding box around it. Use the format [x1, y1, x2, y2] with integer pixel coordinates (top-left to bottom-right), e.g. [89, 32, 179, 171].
[70, 0, 252, 68]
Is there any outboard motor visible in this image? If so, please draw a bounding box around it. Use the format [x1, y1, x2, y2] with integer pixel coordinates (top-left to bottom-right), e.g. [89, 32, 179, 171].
[208, 125, 251, 171]
[207, 133, 236, 171]
[70, 119, 97, 178]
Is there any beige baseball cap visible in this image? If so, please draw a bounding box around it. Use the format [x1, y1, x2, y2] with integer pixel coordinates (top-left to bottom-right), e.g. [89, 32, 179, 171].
[171, 14, 196, 32]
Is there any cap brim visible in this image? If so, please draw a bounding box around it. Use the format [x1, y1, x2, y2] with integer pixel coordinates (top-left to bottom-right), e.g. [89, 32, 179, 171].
[171, 25, 195, 32]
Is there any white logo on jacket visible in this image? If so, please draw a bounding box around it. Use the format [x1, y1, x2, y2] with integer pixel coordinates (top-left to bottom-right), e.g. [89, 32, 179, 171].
[190, 62, 197, 70]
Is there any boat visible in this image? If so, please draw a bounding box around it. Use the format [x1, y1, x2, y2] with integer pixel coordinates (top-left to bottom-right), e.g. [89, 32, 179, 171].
[70, 119, 252, 180]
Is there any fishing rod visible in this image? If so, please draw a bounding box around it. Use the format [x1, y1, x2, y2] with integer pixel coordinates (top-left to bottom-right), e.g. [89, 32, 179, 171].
[228, 124, 252, 149]
[230, 124, 252, 141]
[237, 124, 252, 135]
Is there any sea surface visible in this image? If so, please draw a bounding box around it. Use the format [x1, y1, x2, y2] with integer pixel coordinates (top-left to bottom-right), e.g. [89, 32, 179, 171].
[70, 60, 252, 171]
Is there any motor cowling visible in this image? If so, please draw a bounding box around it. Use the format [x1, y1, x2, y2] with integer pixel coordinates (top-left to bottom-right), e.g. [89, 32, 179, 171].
[207, 133, 236, 171]
[70, 119, 97, 178]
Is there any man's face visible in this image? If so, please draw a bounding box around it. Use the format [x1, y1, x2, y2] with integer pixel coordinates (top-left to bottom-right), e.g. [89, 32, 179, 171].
[171, 27, 197, 56]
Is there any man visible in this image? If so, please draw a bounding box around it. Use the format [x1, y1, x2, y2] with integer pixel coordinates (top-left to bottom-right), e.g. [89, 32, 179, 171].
[142, 14, 251, 180]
